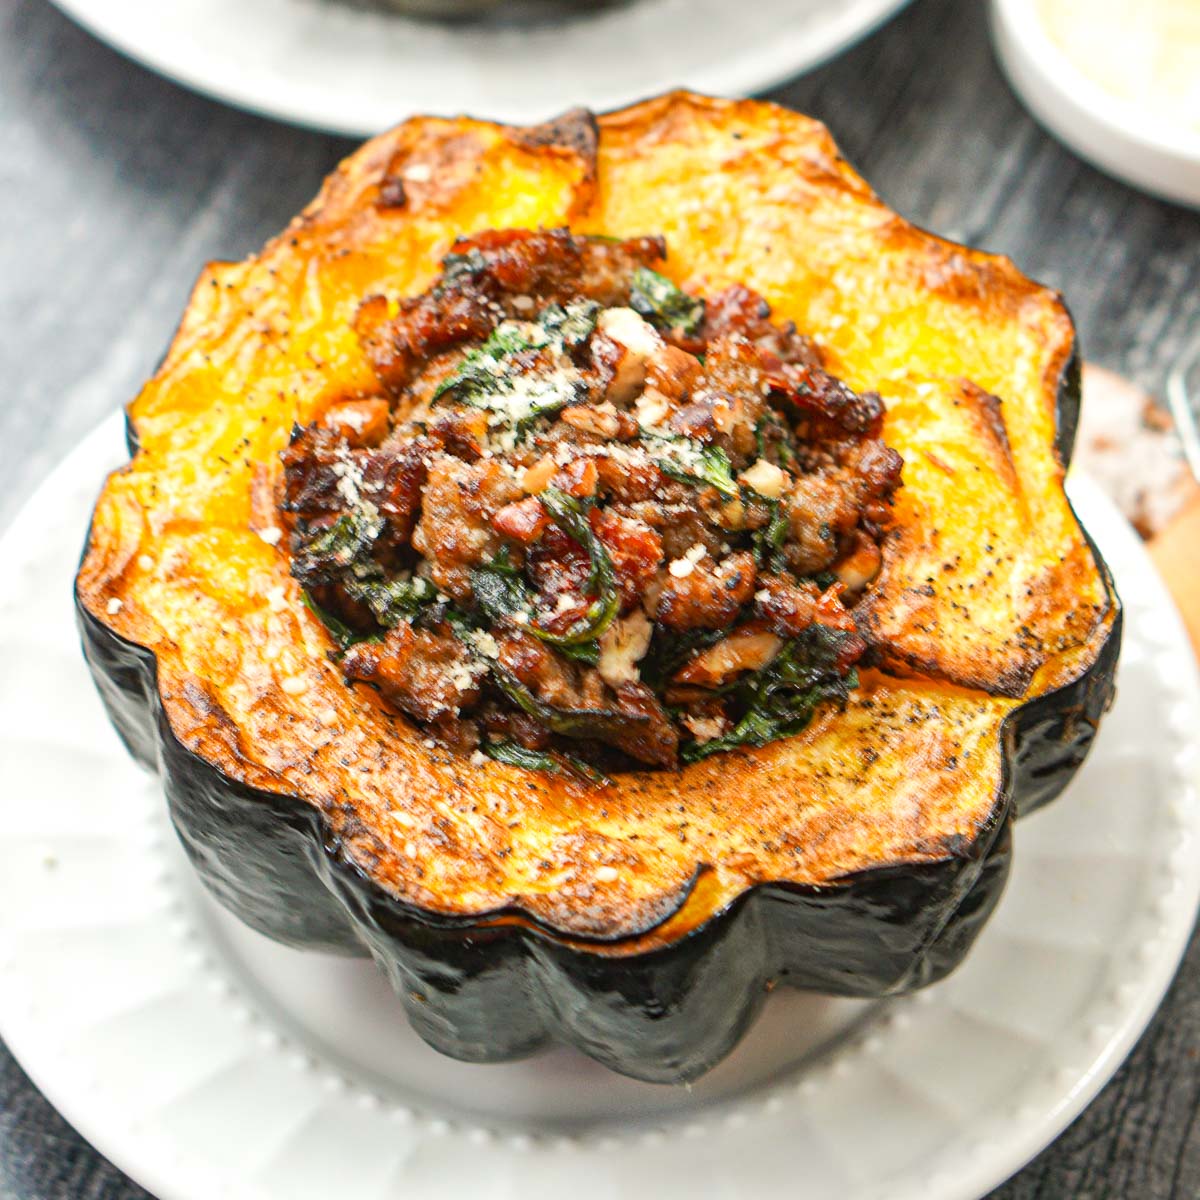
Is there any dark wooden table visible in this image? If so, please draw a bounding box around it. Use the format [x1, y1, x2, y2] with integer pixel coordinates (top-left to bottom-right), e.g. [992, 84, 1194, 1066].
[2, 0, 1198, 1194]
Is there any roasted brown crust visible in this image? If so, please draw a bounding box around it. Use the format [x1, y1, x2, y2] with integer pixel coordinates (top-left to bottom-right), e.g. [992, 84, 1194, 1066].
[512, 107, 599, 217]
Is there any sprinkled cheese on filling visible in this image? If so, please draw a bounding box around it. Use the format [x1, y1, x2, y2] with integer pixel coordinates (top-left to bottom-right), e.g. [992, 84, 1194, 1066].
[336, 407, 370, 432]
[635, 388, 671, 429]
[446, 657, 487, 697]
[486, 364, 580, 428]
[668, 543, 708, 578]
[468, 630, 501, 659]
[332, 448, 368, 508]
[278, 227, 900, 774]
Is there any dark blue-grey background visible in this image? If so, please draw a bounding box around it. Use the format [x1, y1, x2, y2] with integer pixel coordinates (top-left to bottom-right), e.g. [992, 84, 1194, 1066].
[2, 0, 1198, 1194]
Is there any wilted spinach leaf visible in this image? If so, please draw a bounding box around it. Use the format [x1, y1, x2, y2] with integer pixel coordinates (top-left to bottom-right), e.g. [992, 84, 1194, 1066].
[557, 640, 600, 666]
[343, 574, 436, 627]
[532, 487, 621, 646]
[490, 663, 647, 744]
[301, 590, 377, 651]
[432, 324, 542, 405]
[681, 625, 857, 761]
[482, 739, 609, 785]
[753, 412, 797, 466]
[638, 627, 725, 690]
[470, 552, 535, 628]
[629, 267, 705, 335]
[538, 300, 601, 351]
[291, 511, 385, 586]
[654, 442, 740, 499]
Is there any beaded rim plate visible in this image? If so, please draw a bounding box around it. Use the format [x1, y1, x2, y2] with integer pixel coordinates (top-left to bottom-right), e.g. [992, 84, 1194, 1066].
[44, 0, 913, 136]
[0, 413, 1197, 1200]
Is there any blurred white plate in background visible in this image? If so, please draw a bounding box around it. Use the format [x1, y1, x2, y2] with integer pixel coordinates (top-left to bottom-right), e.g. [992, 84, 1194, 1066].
[45, 0, 912, 136]
[992, 0, 1200, 207]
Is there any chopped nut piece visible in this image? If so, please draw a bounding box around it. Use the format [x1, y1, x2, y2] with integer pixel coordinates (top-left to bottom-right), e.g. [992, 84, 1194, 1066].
[739, 458, 788, 498]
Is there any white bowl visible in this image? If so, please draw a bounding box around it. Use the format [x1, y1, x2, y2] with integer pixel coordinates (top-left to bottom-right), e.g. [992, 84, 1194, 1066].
[991, 0, 1200, 207]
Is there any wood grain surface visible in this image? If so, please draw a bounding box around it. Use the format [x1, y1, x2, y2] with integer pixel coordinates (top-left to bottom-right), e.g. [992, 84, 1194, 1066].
[1152, 497, 1200, 657]
[2, 0, 1199, 1196]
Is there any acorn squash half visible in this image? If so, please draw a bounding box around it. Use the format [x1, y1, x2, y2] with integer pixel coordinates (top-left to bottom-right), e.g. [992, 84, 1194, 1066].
[76, 92, 1119, 1083]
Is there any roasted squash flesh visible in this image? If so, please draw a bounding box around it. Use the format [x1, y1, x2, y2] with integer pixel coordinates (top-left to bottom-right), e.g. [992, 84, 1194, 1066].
[76, 93, 1119, 1079]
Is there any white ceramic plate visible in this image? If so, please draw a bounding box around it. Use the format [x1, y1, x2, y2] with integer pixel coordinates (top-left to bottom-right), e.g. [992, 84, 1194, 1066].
[991, 0, 1200, 207]
[46, 0, 912, 136]
[0, 414, 1197, 1200]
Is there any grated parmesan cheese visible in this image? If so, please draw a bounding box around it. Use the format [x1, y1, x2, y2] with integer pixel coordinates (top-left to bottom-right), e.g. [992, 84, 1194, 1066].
[468, 630, 500, 659]
[446, 656, 487, 696]
[332, 446, 367, 507]
[106, 597, 123, 615]
[635, 387, 671, 430]
[667, 543, 708, 578]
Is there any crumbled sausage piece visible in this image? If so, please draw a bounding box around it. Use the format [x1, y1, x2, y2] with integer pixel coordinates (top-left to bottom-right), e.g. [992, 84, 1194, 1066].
[494, 496, 553, 543]
[343, 622, 480, 722]
[701, 283, 823, 368]
[609, 682, 679, 768]
[320, 398, 391, 447]
[656, 551, 758, 631]
[412, 457, 522, 599]
[279, 424, 348, 520]
[361, 437, 433, 548]
[592, 509, 664, 610]
[753, 574, 821, 637]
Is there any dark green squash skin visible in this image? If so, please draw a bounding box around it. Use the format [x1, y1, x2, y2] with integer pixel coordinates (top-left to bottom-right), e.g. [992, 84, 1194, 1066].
[76, 334, 1120, 1084]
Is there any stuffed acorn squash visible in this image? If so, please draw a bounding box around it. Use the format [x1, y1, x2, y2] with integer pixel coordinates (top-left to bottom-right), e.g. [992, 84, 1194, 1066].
[76, 92, 1120, 1083]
